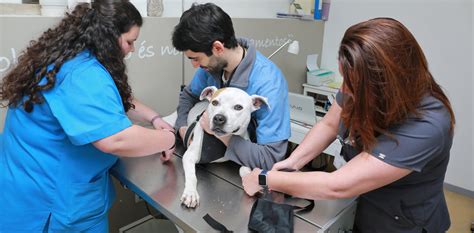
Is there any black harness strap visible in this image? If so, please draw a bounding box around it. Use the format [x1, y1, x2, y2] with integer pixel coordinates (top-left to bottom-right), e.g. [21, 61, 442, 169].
[183, 111, 205, 149]
[203, 214, 233, 233]
[294, 198, 315, 214]
[183, 121, 196, 149]
[277, 192, 315, 214]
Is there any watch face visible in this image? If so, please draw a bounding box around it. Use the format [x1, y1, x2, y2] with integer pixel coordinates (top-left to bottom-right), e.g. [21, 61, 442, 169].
[258, 173, 266, 186]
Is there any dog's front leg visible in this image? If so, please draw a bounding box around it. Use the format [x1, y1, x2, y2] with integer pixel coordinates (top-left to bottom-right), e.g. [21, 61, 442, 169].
[180, 124, 204, 208]
[239, 166, 251, 177]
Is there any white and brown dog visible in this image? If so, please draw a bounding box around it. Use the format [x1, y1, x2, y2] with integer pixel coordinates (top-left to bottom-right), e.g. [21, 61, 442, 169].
[180, 86, 269, 208]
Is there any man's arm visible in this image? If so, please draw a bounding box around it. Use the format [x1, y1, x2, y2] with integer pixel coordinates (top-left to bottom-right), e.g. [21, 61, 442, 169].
[225, 138, 288, 170]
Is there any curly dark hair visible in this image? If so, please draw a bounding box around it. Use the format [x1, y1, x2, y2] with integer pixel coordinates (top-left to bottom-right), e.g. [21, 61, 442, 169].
[0, 0, 142, 112]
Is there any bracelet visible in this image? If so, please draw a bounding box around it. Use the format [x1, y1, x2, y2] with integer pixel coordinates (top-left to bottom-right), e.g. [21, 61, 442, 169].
[163, 128, 176, 150]
[150, 115, 161, 125]
[168, 142, 176, 150]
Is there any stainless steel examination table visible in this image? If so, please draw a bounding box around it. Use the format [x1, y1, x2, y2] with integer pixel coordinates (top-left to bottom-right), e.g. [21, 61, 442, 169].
[111, 145, 357, 232]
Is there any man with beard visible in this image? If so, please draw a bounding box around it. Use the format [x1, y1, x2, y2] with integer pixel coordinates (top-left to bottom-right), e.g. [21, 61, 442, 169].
[171, 2, 290, 170]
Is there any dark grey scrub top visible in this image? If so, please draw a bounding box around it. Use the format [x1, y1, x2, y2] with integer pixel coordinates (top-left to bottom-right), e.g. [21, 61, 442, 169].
[336, 91, 452, 233]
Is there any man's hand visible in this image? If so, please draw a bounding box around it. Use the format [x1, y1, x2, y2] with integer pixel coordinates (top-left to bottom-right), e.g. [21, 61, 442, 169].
[200, 111, 232, 146]
[179, 126, 194, 147]
[179, 126, 187, 140]
[199, 111, 213, 135]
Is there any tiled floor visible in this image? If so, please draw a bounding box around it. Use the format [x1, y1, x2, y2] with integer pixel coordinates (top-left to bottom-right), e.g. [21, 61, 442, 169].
[445, 189, 474, 233]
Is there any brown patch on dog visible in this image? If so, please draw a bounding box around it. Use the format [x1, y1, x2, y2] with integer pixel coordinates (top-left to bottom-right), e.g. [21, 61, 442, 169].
[211, 88, 227, 100]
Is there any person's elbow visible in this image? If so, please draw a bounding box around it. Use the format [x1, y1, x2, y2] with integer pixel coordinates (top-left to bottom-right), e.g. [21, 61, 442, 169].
[324, 185, 354, 199]
[93, 135, 122, 155]
[309, 173, 356, 200]
[324, 177, 358, 199]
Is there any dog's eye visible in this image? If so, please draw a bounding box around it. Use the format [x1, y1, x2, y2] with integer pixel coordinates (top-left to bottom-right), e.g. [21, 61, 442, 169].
[234, 104, 243, 111]
[211, 100, 219, 106]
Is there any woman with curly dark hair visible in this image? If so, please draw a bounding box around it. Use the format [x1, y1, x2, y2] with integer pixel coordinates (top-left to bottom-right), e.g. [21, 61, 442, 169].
[0, 0, 175, 231]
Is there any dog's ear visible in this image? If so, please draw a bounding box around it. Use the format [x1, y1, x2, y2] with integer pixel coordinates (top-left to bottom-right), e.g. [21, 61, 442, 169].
[200, 86, 218, 101]
[251, 95, 270, 112]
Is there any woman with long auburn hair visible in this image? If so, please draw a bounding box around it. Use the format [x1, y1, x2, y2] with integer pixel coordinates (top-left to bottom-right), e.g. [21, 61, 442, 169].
[0, 0, 175, 231]
[243, 18, 455, 233]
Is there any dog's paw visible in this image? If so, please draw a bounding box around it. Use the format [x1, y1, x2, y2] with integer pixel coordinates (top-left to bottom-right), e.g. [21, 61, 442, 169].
[239, 166, 251, 177]
[180, 188, 200, 208]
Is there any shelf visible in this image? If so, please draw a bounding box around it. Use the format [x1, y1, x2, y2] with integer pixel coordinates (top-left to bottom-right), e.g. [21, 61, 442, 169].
[0, 3, 40, 15]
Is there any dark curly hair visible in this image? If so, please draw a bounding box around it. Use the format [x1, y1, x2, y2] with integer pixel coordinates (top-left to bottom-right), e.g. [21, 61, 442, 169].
[0, 0, 142, 112]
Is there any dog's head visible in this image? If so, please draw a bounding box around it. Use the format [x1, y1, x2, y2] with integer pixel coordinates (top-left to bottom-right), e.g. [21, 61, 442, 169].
[200, 86, 269, 137]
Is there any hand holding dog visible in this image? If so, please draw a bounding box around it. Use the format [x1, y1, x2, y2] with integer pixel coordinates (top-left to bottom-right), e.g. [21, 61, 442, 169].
[272, 156, 299, 172]
[161, 147, 175, 162]
[242, 168, 263, 196]
[152, 116, 174, 131]
[160, 128, 176, 162]
[199, 111, 232, 145]
[199, 111, 213, 135]
[178, 127, 187, 142]
[151, 117, 176, 162]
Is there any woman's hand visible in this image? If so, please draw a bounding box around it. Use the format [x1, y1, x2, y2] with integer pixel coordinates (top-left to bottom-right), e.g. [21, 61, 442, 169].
[272, 157, 299, 172]
[242, 168, 263, 196]
[159, 128, 176, 162]
[160, 147, 175, 162]
[152, 116, 174, 131]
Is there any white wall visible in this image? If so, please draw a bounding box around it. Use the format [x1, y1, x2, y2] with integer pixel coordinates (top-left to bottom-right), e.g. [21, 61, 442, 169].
[321, 0, 473, 192]
[0, 0, 22, 3]
[161, 0, 291, 18]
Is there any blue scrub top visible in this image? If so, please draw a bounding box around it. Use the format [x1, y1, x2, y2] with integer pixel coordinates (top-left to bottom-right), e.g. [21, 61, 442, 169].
[0, 51, 132, 232]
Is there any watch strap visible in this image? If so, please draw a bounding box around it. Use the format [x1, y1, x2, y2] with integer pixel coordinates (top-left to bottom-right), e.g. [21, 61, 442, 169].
[258, 170, 268, 187]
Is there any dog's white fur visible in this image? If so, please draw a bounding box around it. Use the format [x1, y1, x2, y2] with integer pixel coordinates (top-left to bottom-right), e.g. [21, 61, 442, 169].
[180, 86, 269, 208]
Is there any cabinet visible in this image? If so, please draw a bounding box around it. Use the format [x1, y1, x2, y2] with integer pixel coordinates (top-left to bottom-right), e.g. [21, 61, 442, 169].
[289, 83, 343, 164]
[302, 83, 338, 118]
[303, 83, 343, 164]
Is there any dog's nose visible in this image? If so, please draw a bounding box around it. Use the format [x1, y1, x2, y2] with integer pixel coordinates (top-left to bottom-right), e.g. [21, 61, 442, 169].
[212, 114, 226, 126]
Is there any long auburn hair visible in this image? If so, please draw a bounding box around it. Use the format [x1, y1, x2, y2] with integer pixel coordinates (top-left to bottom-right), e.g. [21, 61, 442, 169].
[338, 18, 455, 151]
[0, 0, 142, 112]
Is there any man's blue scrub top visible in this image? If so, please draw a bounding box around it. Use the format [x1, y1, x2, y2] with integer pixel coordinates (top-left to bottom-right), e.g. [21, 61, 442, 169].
[0, 51, 132, 232]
